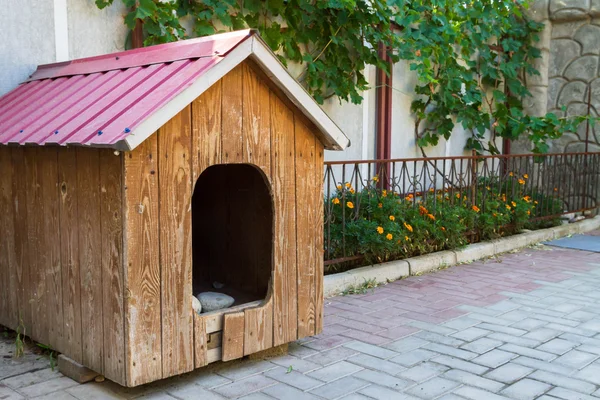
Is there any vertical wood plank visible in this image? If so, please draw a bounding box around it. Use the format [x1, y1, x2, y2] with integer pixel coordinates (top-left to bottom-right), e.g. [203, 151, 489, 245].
[191, 81, 222, 181]
[244, 298, 273, 356]
[194, 313, 208, 368]
[314, 142, 325, 335]
[242, 63, 271, 173]
[58, 148, 82, 363]
[270, 93, 298, 346]
[295, 122, 317, 339]
[222, 311, 245, 361]
[0, 146, 17, 329]
[76, 148, 103, 373]
[159, 107, 194, 378]
[24, 148, 48, 345]
[221, 65, 244, 164]
[100, 150, 125, 384]
[38, 148, 63, 352]
[11, 148, 30, 333]
[124, 135, 162, 386]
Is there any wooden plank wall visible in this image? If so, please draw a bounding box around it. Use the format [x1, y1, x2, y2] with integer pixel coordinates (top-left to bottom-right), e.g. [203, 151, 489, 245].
[0, 146, 126, 385]
[121, 60, 324, 384]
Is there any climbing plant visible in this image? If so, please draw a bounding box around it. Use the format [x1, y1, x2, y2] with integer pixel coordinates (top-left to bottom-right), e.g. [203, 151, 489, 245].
[95, 0, 590, 154]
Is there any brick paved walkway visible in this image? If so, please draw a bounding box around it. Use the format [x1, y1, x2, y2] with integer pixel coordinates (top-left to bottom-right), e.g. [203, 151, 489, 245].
[4, 234, 600, 399]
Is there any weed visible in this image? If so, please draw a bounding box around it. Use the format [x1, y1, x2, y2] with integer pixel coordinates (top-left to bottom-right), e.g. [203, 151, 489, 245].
[341, 278, 378, 295]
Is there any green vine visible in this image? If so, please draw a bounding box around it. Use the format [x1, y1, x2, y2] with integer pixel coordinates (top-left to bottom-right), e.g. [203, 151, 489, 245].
[95, 0, 593, 154]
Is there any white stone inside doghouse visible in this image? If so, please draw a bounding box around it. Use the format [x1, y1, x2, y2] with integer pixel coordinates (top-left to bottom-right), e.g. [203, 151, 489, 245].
[197, 292, 235, 312]
[192, 296, 202, 315]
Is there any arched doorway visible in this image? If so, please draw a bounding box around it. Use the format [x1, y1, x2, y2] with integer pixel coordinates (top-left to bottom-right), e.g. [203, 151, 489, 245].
[192, 164, 273, 306]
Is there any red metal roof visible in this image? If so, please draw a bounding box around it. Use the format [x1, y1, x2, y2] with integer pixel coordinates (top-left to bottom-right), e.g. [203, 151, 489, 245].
[0, 30, 254, 147]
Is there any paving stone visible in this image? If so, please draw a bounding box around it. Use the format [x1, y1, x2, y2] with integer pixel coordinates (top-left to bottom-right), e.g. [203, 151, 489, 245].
[472, 349, 517, 368]
[443, 317, 481, 330]
[288, 343, 319, 359]
[423, 343, 478, 360]
[437, 395, 470, 400]
[510, 318, 547, 331]
[451, 327, 490, 342]
[66, 383, 140, 400]
[237, 393, 275, 400]
[0, 385, 24, 400]
[512, 356, 576, 375]
[1, 368, 61, 390]
[579, 319, 600, 331]
[352, 369, 413, 390]
[468, 315, 514, 327]
[457, 305, 503, 316]
[306, 360, 363, 382]
[347, 353, 405, 375]
[398, 362, 449, 382]
[483, 362, 534, 384]
[546, 387, 598, 400]
[309, 376, 370, 399]
[263, 383, 322, 400]
[529, 370, 596, 394]
[343, 341, 399, 360]
[498, 343, 557, 361]
[574, 364, 600, 385]
[476, 323, 528, 336]
[215, 360, 277, 381]
[431, 355, 489, 375]
[553, 349, 598, 369]
[389, 348, 437, 367]
[454, 386, 514, 400]
[409, 321, 456, 336]
[461, 338, 503, 354]
[190, 372, 232, 389]
[566, 310, 598, 321]
[500, 379, 552, 400]
[212, 375, 276, 398]
[522, 328, 562, 342]
[405, 377, 460, 399]
[359, 384, 421, 400]
[304, 346, 358, 366]
[18, 377, 79, 398]
[442, 369, 505, 392]
[340, 394, 372, 400]
[29, 391, 79, 400]
[414, 331, 465, 347]
[264, 368, 323, 390]
[383, 337, 430, 353]
[487, 332, 542, 348]
[545, 323, 597, 337]
[269, 355, 322, 374]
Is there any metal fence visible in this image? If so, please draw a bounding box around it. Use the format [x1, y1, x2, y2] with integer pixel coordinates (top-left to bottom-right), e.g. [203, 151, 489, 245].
[324, 152, 600, 267]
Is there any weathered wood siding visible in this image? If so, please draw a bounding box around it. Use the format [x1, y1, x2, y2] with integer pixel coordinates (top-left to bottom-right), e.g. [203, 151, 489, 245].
[0, 146, 125, 385]
[123, 60, 324, 385]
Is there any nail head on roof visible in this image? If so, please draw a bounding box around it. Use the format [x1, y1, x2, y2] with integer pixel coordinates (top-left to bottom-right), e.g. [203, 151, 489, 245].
[97, 130, 103, 136]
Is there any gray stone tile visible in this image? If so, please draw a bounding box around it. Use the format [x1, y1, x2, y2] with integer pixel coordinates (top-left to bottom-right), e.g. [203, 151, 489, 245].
[212, 375, 276, 399]
[340, 394, 372, 400]
[500, 378, 552, 400]
[237, 394, 274, 400]
[443, 317, 481, 330]
[352, 369, 413, 390]
[545, 323, 597, 337]
[522, 328, 561, 342]
[472, 349, 517, 368]
[347, 353, 405, 375]
[529, 370, 596, 394]
[451, 327, 490, 342]
[487, 301, 520, 313]
[19, 377, 79, 398]
[0, 386, 24, 400]
[264, 367, 323, 390]
[28, 391, 78, 400]
[423, 343, 477, 360]
[579, 319, 600, 331]
[309, 376, 370, 399]
[430, 355, 489, 375]
[476, 323, 527, 336]
[454, 386, 514, 400]
[304, 346, 358, 366]
[483, 362, 533, 384]
[510, 318, 547, 331]
[536, 338, 577, 355]
[359, 385, 421, 399]
[409, 321, 456, 336]
[553, 349, 598, 369]
[498, 310, 532, 323]
[269, 355, 322, 374]
[288, 343, 319, 359]
[263, 383, 322, 400]
[398, 362, 448, 382]
[546, 387, 598, 400]
[574, 364, 600, 385]
[383, 336, 430, 353]
[461, 338, 503, 354]
[406, 377, 460, 399]
[307, 360, 363, 382]
[468, 315, 514, 327]
[498, 343, 556, 361]
[343, 340, 399, 360]
[414, 331, 464, 347]
[215, 360, 277, 381]
[442, 369, 505, 392]
[487, 332, 542, 348]
[190, 372, 232, 389]
[389, 348, 437, 367]
[512, 356, 576, 375]
[1, 368, 61, 390]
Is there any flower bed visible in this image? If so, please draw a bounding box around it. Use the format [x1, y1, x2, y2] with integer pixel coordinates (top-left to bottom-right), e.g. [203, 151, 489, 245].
[325, 172, 562, 274]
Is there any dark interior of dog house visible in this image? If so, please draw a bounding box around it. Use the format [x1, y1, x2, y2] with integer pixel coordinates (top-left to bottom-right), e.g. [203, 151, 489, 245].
[192, 164, 273, 308]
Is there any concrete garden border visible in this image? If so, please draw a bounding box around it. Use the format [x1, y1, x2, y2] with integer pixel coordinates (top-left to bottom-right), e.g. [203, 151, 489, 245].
[323, 216, 600, 298]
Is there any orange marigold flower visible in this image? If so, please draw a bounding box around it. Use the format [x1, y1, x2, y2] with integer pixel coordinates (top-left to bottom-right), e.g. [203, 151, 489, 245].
[506, 204, 511, 210]
[441, 227, 446, 231]
[429, 188, 435, 193]
[455, 193, 461, 199]
[511, 201, 516, 207]
[534, 200, 538, 205]
[377, 226, 384, 234]
[427, 213, 436, 221]
[523, 196, 531, 203]
[389, 215, 395, 221]
[518, 179, 525, 185]
[382, 190, 388, 197]
[378, 202, 383, 208]
[509, 172, 514, 177]
[332, 198, 340, 205]
[336, 184, 342, 190]
[554, 187, 558, 192]
[349, 188, 355, 194]
[419, 205, 428, 215]
[405, 236, 410, 241]
[486, 186, 491, 191]
[372, 175, 379, 183]
[527, 210, 531, 215]
[404, 222, 413, 232]
[523, 174, 529, 179]
[472, 205, 480, 213]
[345, 182, 352, 188]
[347, 201, 354, 209]
[493, 213, 497, 217]
[386, 233, 393, 240]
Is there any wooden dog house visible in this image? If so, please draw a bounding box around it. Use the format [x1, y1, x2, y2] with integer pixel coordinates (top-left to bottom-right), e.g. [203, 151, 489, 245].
[0, 30, 349, 387]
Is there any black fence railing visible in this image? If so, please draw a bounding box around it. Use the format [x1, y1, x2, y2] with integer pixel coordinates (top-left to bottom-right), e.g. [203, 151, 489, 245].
[324, 152, 600, 269]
